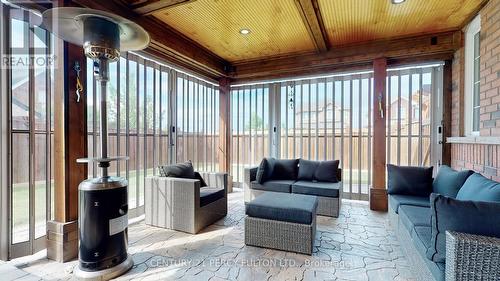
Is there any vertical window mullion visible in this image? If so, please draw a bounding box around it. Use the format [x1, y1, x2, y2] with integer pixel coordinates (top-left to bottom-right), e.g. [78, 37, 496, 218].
[418, 69, 423, 165]
[408, 70, 413, 165]
[397, 72, 401, 166]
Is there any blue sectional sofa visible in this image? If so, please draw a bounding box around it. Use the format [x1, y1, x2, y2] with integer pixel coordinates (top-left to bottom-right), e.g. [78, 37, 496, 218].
[388, 165, 500, 281]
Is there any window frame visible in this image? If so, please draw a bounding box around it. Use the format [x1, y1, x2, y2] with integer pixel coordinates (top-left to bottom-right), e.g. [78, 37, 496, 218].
[464, 14, 481, 136]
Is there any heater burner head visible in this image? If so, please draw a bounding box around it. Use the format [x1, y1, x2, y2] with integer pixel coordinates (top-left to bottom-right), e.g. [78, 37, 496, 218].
[42, 7, 150, 58]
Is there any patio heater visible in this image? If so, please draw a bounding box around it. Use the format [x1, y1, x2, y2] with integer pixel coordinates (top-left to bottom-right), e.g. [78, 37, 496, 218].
[42, 7, 150, 280]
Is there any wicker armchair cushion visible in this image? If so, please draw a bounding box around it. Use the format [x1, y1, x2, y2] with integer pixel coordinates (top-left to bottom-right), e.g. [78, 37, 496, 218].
[256, 157, 276, 183]
[199, 187, 224, 207]
[387, 164, 433, 196]
[246, 192, 318, 224]
[456, 173, 500, 202]
[427, 193, 500, 263]
[432, 165, 474, 198]
[388, 194, 430, 213]
[292, 181, 340, 198]
[398, 205, 431, 233]
[158, 161, 195, 179]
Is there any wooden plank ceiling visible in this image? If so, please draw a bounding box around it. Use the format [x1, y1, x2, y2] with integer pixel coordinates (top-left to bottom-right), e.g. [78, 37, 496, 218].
[78, 0, 486, 80]
[140, 0, 484, 62]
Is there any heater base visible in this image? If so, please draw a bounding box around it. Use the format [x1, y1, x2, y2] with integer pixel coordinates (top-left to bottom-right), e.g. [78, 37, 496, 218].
[73, 255, 133, 281]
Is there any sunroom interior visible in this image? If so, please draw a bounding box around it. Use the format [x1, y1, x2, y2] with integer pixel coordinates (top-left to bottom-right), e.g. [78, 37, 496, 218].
[0, 0, 499, 280]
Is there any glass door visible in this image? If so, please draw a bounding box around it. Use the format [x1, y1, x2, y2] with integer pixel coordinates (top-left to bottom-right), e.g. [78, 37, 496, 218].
[8, 8, 54, 259]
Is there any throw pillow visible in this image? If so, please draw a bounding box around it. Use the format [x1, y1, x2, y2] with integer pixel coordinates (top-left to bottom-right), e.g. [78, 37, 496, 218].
[158, 160, 196, 179]
[456, 173, 500, 203]
[387, 164, 433, 196]
[272, 159, 299, 180]
[297, 159, 319, 181]
[432, 165, 474, 198]
[426, 193, 500, 263]
[314, 160, 340, 182]
[256, 157, 275, 183]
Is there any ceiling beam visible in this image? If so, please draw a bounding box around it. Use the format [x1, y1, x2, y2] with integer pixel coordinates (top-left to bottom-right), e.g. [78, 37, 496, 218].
[294, 0, 329, 52]
[73, 0, 228, 80]
[229, 31, 461, 83]
[131, 0, 196, 16]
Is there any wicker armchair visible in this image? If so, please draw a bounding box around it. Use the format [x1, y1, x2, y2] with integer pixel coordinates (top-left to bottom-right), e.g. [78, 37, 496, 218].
[145, 172, 228, 234]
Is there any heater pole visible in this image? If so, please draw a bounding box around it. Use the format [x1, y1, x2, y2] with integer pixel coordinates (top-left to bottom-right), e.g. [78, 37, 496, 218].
[96, 59, 109, 177]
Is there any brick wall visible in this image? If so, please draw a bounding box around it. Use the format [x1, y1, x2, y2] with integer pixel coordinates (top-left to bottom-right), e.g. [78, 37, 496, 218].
[479, 0, 500, 136]
[451, 143, 500, 181]
[450, 0, 500, 177]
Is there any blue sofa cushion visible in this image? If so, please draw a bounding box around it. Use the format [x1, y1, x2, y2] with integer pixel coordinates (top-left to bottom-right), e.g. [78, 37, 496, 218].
[245, 193, 318, 224]
[314, 160, 340, 183]
[251, 180, 294, 193]
[256, 157, 275, 183]
[199, 187, 224, 207]
[388, 194, 430, 213]
[432, 165, 473, 198]
[398, 205, 431, 232]
[158, 160, 195, 179]
[292, 181, 340, 198]
[271, 159, 299, 180]
[387, 164, 433, 196]
[456, 173, 500, 203]
[412, 226, 445, 281]
[297, 159, 319, 181]
[427, 193, 500, 263]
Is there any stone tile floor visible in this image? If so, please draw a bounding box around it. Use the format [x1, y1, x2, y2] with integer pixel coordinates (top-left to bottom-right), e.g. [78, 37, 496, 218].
[1, 188, 415, 281]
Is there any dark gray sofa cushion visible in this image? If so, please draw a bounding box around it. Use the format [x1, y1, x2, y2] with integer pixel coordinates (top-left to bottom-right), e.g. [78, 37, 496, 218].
[412, 226, 445, 281]
[427, 193, 500, 263]
[432, 165, 473, 198]
[388, 194, 430, 213]
[251, 180, 294, 193]
[194, 172, 207, 187]
[298, 159, 319, 181]
[398, 205, 431, 233]
[298, 159, 340, 182]
[158, 160, 196, 179]
[245, 193, 318, 224]
[199, 187, 225, 207]
[256, 157, 275, 183]
[292, 181, 340, 198]
[314, 160, 340, 182]
[271, 159, 299, 180]
[387, 164, 433, 196]
[456, 172, 500, 203]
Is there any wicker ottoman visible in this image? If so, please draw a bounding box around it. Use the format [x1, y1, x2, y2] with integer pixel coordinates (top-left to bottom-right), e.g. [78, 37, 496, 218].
[244, 193, 318, 255]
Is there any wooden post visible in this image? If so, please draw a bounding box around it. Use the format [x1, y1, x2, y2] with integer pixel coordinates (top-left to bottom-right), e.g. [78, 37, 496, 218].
[47, 40, 87, 262]
[218, 78, 232, 191]
[370, 57, 388, 211]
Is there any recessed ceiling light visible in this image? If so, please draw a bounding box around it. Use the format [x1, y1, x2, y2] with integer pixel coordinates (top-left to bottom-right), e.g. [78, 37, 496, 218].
[239, 28, 251, 35]
[391, 0, 406, 4]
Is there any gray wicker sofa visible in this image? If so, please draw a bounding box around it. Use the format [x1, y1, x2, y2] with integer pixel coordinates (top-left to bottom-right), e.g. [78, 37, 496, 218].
[244, 158, 342, 217]
[388, 165, 500, 281]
